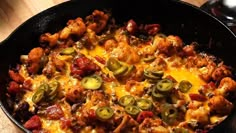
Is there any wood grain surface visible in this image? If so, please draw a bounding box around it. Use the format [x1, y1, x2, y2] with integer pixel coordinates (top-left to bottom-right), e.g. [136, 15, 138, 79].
[0, 0, 206, 132]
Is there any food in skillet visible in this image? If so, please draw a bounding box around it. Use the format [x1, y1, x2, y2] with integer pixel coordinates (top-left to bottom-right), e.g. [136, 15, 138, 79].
[6, 10, 236, 133]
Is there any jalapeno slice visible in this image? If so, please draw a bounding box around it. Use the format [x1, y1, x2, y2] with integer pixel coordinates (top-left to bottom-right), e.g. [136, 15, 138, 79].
[125, 105, 140, 116]
[123, 65, 135, 77]
[96, 106, 114, 121]
[113, 65, 128, 76]
[151, 71, 164, 77]
[152, 88, 166, 99]
[60, 47, 76, 55]
[161, 104, 178, 124]
[143, 56, 156, 62]
[38, 83, 49, 92]
[144, 68, 164, 80]
[32, 89, 45, 104]
[136, 99, 152, 110]
[156, 79, 173, 92]
[107, 57, 121, 71]
[178, 80, 192, 93]
[48, 93, 57, 101]
[118, 95, 136, 107]
[48, 81, 59, 96]
[81, 74, 102, 90]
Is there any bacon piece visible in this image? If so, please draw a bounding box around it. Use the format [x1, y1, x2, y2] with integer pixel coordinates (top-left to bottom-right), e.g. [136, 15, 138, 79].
[46, 104, 64, 120]
[144, 24, 160, 35]
[8, 81, 21, 94]
[189, 94, 207, 102]
[60, 117, 72, 129]
[126, 19, 138, 35]
[137, 111, 154, 123]
[24, 115, 42, 130]
[8, 70, 24, 83]
[71, 56, 100, 77]
[22, 79, 32, 90]
[95, 55, 106, 64]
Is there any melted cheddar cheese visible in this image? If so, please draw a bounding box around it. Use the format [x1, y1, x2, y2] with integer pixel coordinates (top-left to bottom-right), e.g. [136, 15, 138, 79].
[9, 10, 235, 133]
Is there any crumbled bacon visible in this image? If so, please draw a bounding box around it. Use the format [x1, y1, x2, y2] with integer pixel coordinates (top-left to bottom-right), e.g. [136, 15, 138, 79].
[71, 56, 100, 77]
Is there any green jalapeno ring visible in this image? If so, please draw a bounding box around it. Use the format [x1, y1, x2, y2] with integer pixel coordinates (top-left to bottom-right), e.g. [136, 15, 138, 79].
[48, 93, 58, 101]
[38, 83, 49, 92]
[161, 104, 178, 124]
[144, 68, 164, 80]
[113, 65, 128, 76]
[136, 99, 152, 110]
[47, 81, 60, 96]
[81, 74, 103, 90]
[156, 79, 173, 93]
[96, 106, 114, 121]
[118, 95, 136, 107]
[178, 80, 192, 93]
[60, 47, 76, 55]
[107, 57, 122, 71]
[122, 65, 135, 77]
[32, 89, 45, 104]
[143, 56, 156, 62]
[151, 71, 164, 77]
[152, 87, 166, 99]
[125, 105, 140, 116]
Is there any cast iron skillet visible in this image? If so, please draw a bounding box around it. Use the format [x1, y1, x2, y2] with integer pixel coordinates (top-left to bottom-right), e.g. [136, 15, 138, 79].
[0, 0, 236, 132]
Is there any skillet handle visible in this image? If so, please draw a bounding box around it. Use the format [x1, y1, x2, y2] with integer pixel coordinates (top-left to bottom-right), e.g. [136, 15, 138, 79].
[200, 0, 236, 33]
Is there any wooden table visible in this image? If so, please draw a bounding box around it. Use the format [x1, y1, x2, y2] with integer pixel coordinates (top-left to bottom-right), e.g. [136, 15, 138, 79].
[0, 0, 207, 132]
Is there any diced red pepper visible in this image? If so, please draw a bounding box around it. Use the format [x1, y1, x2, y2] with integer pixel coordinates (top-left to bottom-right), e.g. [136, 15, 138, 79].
[46, 104, 64, 120]
[189, 93, 207, 102]
[137, 111, 154, 123]
[24, 115, 42, 130]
